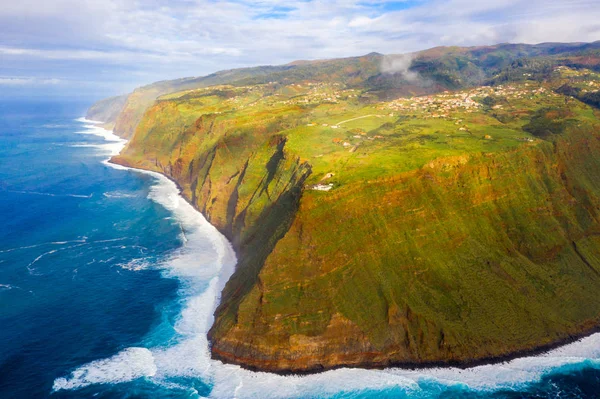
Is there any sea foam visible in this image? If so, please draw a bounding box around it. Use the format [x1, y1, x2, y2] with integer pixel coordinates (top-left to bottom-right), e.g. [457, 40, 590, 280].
[73, 118, 127, 157]
[54, 118, 600, 398]
[52, 348, 157, 391]
[54, 119, 238, 393]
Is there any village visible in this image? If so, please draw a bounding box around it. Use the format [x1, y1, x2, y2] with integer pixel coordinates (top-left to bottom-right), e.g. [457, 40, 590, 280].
[581, 81, 600, 93]
[382, 83, 555, 119]
[216, 81, 361, 110]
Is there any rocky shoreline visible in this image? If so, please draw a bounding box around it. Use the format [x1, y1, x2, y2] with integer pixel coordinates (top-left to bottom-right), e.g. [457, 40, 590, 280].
[212, 324, 600, 375]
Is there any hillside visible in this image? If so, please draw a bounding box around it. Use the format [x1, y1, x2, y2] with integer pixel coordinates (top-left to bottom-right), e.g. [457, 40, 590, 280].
[99, 42, 600, 373]
[89, 41, 600, 137]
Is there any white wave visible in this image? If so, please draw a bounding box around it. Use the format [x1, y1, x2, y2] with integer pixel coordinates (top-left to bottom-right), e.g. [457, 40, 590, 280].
[76, 117, 104, 125]
[54, 117, 600, 398]
[93, 237, 128, 244]
[0, 239, 86, 254]
[27, 249, 57, 267]
[4, 190, 92, 198]
[26, 242, 89, 274]
[103, 191, 137, 199]
[54, 118, 236, 393]
[383, 342, 600, 392]
[52, 348, 157, 391]
[116, 258, 150, 271]
[73, 118, 126, 158]
[211, 366, 420, 399]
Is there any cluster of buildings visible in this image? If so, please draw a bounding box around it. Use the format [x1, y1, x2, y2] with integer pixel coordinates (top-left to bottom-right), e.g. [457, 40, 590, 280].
[279, 83, 359, 106]
[223, 82, 361, 109]
[580, 80, 600, 93]
[383, 84, 555, 119]
[384, 90, 482, 117]
[554, 66, 600, 93]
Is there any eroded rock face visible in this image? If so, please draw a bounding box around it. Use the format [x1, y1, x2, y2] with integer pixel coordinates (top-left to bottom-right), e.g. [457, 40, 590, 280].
[206, 129, 600, 373]
[212, 313, 379, 372]
[116, 105, 600, 373]
[100, 44, 600, 372]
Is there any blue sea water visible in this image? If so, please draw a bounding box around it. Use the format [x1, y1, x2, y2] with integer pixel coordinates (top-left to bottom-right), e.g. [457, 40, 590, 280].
[2, 99, 600, 398]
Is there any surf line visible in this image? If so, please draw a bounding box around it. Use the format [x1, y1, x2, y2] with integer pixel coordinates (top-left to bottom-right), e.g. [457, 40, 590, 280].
[54, 118, 237, 393]
[3, 189, 93, 198]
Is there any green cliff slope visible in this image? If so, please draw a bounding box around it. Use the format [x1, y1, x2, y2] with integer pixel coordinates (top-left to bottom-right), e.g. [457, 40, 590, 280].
[100, 44, 600, 373]
[112, 70, 600, 372]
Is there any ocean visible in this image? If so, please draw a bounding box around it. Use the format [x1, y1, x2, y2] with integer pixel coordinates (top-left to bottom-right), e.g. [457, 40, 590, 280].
[1, 99, 600, 398]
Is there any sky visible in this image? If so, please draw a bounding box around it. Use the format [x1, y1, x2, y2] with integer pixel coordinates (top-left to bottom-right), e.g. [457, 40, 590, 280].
[1, 0, 599, 99]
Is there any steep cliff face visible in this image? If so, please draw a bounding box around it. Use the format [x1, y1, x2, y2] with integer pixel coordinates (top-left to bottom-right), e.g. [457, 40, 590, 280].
[86, 94, 128, 128]
[111, 84, 600, 373]
[95, 41, 600, 373]
[111, 99, 313, 315]
[109, 66, 291, 138]
[210, 128, 600, 372]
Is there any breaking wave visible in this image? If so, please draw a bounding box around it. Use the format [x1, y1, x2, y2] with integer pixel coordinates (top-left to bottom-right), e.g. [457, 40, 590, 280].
[53, 348, 157, 391]
[103, 191, 137, 199]
[73, 118, 127, 157]
[53, 120, 238, 394]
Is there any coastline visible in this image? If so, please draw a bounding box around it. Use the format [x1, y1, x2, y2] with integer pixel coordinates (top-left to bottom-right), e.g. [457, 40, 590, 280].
[212, 324, 600, 376]
[77, 117, 238, 318]
[54, 119, 238, 392]
[81, 118, 600, 378]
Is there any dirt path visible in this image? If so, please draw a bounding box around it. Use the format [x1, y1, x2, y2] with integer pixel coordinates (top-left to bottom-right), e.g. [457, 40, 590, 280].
[335, 114, 383, 126]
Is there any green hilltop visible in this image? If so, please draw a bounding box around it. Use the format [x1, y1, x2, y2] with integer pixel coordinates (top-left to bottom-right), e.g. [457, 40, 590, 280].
[93, 41, 600, 373]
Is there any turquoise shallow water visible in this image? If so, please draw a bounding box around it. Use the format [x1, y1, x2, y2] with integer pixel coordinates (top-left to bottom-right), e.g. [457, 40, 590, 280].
[2, 99, 600, 398]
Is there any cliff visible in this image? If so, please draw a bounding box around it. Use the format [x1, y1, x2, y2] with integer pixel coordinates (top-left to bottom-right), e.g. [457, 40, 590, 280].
[86, 94, 128, 129]
[209, 130, 600, 372]
[99, 43, 600, 373]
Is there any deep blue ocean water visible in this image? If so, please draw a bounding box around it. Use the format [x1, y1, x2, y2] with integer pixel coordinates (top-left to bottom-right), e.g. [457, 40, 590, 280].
[2, 99, 600, 398]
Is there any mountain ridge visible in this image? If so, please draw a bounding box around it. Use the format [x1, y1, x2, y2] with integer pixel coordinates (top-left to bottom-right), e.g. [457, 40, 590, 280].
[88, 41, 600, 134]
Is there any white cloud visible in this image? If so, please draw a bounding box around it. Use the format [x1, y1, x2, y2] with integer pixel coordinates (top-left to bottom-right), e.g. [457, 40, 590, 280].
[0, 77, 61, 86]
[0, 0, 599, 94]
[348, 16, 378, 28]
[380, 54, 420, 82]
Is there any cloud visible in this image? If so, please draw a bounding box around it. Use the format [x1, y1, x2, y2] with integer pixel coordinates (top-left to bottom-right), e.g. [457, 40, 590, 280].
[380, 54, 419, 82]
[0, 46, 242, 62]
[0, 0, 599, 96]
[0, 77, 61, 86]
[348, 16, 378, 28]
